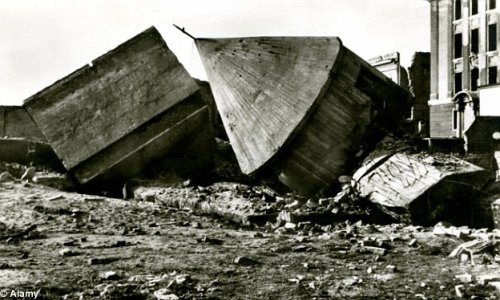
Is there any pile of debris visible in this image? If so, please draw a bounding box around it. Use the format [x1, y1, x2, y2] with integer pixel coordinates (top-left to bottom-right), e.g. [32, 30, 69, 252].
[0, 26, 497, 230]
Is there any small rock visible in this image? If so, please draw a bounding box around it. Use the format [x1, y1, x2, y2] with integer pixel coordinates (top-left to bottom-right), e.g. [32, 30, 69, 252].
[253, 232, 264, 238]
[488, 281, 500, 292]
[190, 222, 201, 229]
[234, 256, 259, 266]
[477, 274, 500, 285]
[274, 227, 288, 235]
[142, 193, 156, 202]
[59, 248, 79, 257]
[197, 236, 223, 245]
[33, 174, 74, 190]
[408, 239, 418, 247]
[384, 265, 396, 273]
[456, 273, 474, 283]
[318, 198, 330, 207]
[175, 274, 190, 285]
[363, 246, 387, 256]
[154, 288, 179, 300]
[367, 267, 373, 274]
[292, 245, 310, 252]
[47, 194, 64, 201]
[21, 167, 36, 181]
[455, 284, 464, 298]
[373, 273, 396, 281]
[306, 199, 319, 209]
[88, 257, 117, 265]
[100, 271, 120, 280]
[317, 233, 331, 240]
[0, 171, 15, 182]
[284, 222, 297, 230]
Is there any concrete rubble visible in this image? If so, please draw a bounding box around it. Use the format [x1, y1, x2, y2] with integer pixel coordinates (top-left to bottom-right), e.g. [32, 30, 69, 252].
[0, 26, 493, 232]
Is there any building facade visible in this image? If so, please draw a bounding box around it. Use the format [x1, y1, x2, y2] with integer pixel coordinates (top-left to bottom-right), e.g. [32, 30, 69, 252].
[429, 0, 499, 138]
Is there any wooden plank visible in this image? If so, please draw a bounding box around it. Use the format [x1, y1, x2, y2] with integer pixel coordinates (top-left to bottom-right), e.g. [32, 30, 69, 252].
[24, 27, 199, 170]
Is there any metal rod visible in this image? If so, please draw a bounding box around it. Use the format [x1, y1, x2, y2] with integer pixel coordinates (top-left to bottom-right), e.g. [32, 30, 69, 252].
[173, 24, 196, 40]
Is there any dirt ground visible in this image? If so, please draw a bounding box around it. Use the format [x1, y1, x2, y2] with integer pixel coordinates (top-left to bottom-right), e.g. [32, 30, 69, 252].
[0, 172, 499, 299]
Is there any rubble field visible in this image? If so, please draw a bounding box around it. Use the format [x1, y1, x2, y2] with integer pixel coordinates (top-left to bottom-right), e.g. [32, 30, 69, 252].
[0, 163, 499, 299]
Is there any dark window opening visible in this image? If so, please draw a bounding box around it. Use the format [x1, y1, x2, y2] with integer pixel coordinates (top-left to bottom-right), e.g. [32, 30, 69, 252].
[490, 0, 496, 10]
[455, 33, 463, 58]
[471, 0, 478, 15]
[489, 24, 497, 51]
[455, 72, 463, 93]
[453, 110, 458, 130]
[455, 0, 462, 19]
[471, 29, 479, 53]
[471, 68, 479, 90]
[355, 66, 389, 107]
[489, 66, 498, 84]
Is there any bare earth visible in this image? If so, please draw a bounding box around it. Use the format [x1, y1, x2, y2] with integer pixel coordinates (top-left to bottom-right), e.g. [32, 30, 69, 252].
[0, 179, 498, 299]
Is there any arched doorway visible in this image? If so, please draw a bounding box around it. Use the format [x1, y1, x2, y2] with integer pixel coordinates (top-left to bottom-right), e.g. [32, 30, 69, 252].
[451, 91, 479, 138]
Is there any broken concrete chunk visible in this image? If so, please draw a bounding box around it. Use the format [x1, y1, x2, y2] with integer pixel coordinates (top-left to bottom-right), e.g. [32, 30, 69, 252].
[433, 222, 471, 239]
[353, 151, 489, 226]
[99, 271, 120, 280]
[449, 238, 494, 264]
[0, 171, 15, 182]
[154, 289, 179, 300]
[24, 26, 213, 186]
[33, 174, 74, 191]
[197, 36, 410, 196]
[234, 256, 259, 266]
[455, 273, 474, 283]
[59, 248, 79, 257]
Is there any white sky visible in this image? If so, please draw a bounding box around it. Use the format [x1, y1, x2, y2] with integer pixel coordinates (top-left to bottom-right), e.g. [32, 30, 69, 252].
[0, 0, 430, 105]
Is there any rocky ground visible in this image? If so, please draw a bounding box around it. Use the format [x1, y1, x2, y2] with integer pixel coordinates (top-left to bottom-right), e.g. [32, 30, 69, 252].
[0, 162, 499, 299]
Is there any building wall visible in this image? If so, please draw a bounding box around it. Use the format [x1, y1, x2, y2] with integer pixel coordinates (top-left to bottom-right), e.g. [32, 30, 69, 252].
[409, 52, 431, 135]
[430, 102, 456, 137]
[429, 0, 499, 138]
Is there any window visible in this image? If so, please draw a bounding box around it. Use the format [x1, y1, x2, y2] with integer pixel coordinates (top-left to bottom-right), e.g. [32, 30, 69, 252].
[471, 68, 479, 90]
[490, 0, 496, 10]
[455, 72, 463, 93]
[455, 0, 462, 19]
[453, 110, 458, 130]
[471, 29, 479, 53]
[489, 24, 497, 51]
[455, 33, 463, 58]
[489, 66, 498, 84]
[471, 0, 478, 15]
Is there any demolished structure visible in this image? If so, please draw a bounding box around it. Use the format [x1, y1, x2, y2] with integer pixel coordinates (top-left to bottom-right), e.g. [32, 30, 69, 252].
[353, 150, 489, 226]
[23, 27, 213, 185]
[195, 36, 411, 196]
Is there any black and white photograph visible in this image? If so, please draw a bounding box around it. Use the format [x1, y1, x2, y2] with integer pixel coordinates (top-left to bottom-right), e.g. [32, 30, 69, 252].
[0, 0, 500, 299]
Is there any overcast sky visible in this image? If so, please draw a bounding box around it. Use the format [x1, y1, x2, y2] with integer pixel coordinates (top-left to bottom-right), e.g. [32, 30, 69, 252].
[0, 0, 430, 105]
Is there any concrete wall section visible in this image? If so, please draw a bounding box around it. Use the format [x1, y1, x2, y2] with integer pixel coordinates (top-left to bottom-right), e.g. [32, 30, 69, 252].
[430, 102, 456, 138]
[0, 106, 46, 142]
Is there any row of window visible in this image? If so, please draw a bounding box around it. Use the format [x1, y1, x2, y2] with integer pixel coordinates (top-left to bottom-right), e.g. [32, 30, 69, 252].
[455, 0, 496, 20]
[454, 67, 498, 92]
[453, 24, 497, 59]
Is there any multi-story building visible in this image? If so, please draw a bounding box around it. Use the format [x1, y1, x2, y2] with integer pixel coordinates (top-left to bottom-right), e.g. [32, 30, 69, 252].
[428, 0, 500, 179]
[428, 0, 499, 138]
